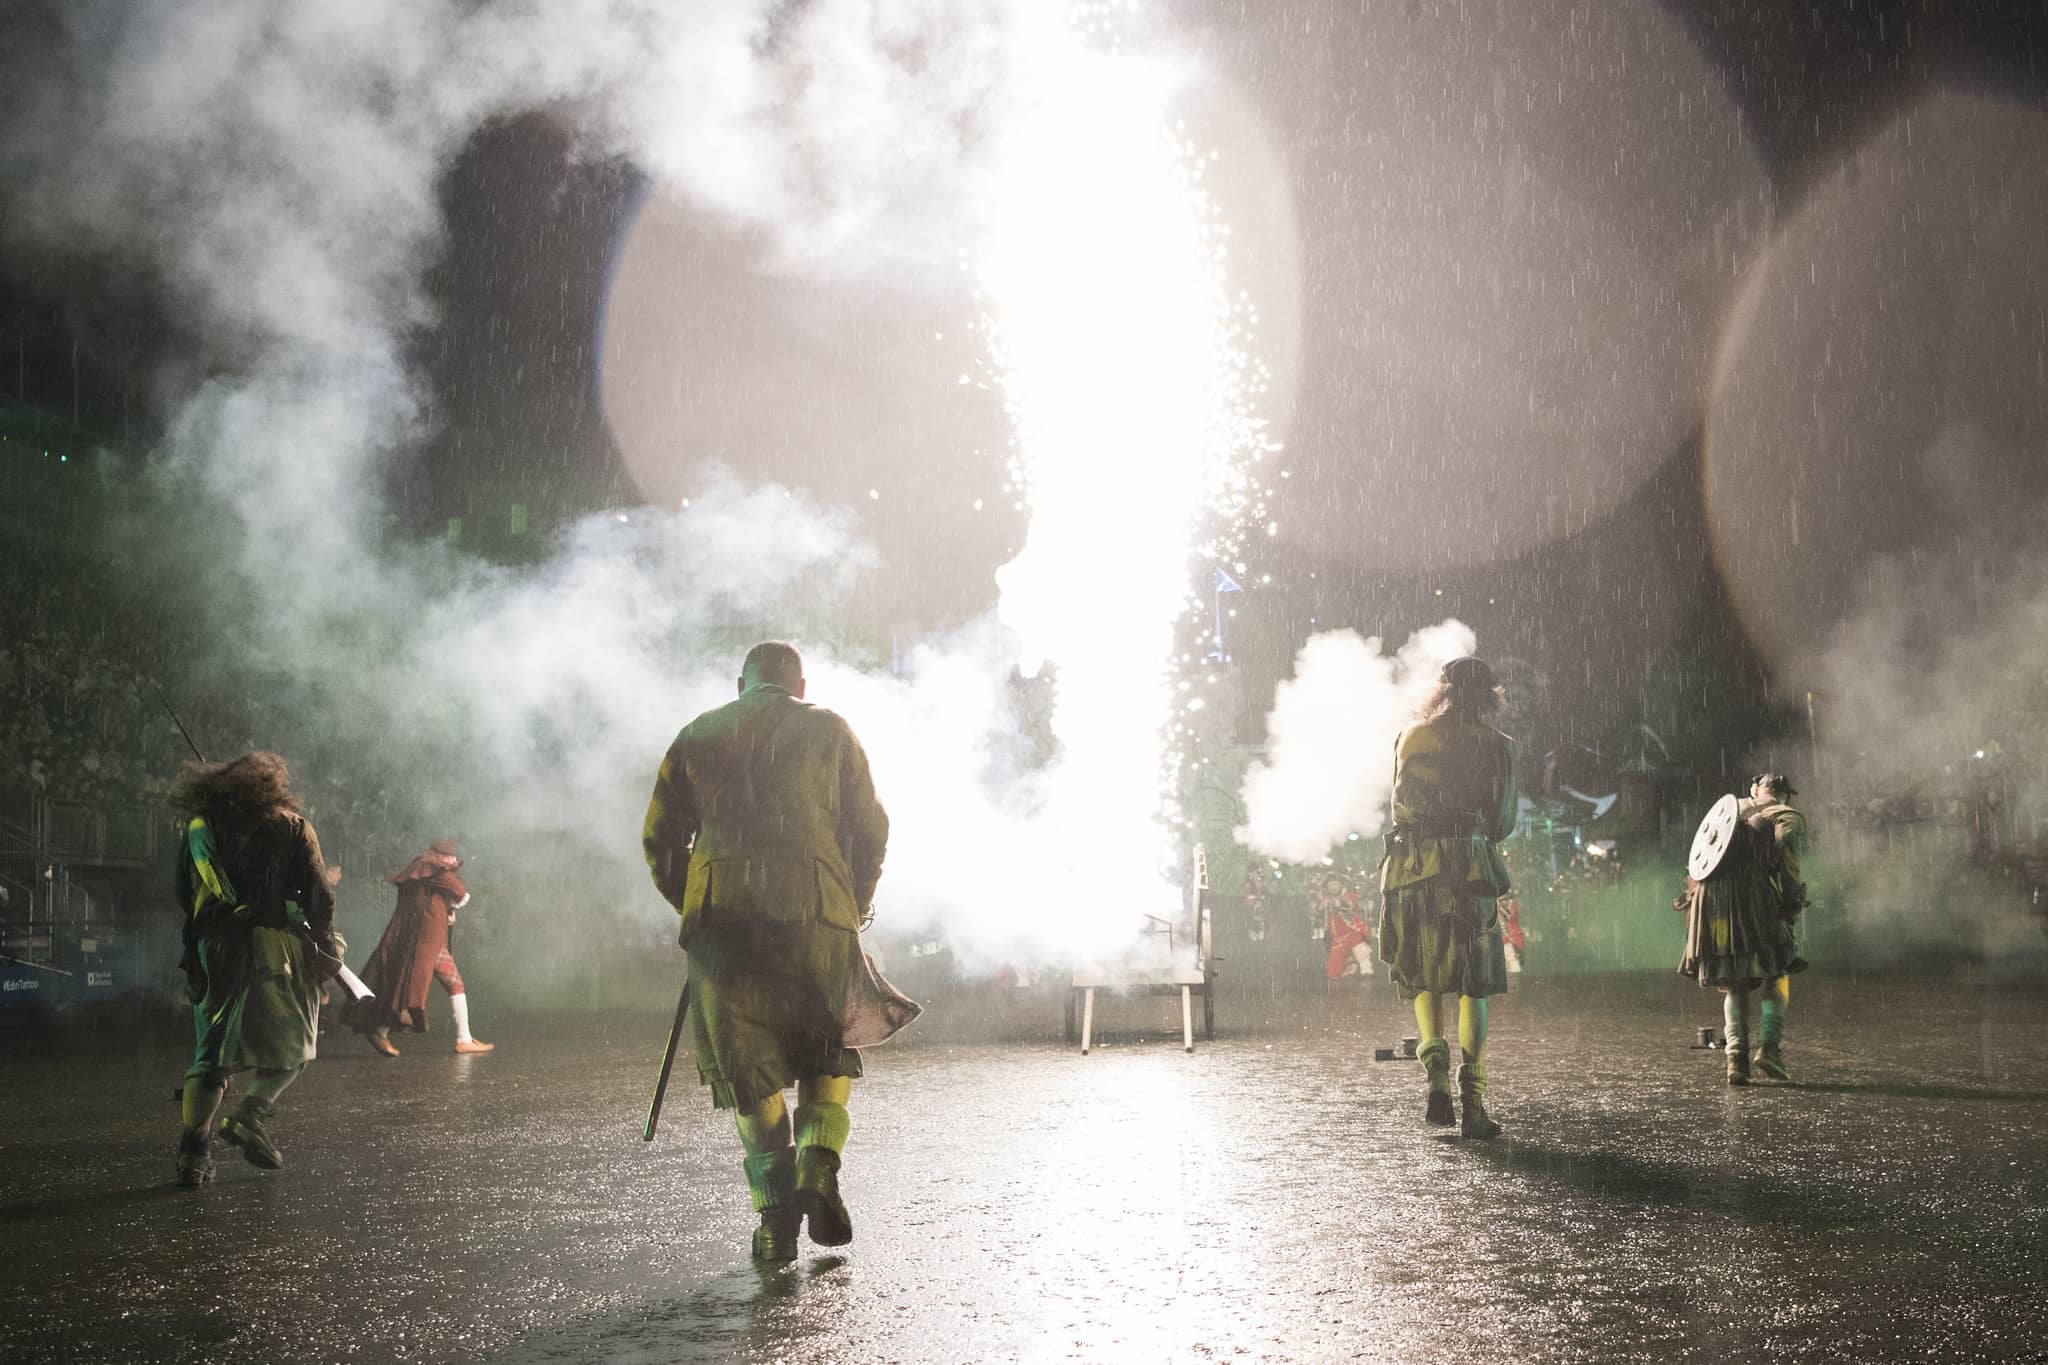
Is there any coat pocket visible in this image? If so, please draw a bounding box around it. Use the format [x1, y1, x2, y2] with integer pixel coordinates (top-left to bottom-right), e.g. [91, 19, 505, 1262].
[814, 858, 861, 932]
[688, 855, 825, 929]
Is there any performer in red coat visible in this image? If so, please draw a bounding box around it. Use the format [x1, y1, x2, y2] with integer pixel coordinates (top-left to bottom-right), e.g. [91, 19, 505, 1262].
[344, 838, 494, 1055]
[1315, 870, 1374, 982]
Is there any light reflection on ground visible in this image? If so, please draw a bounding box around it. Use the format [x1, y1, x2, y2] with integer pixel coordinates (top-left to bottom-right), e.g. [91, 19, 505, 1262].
[3, 970, 2046, 1362]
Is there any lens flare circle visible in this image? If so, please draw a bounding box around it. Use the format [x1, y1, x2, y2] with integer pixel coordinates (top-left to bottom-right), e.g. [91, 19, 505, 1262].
[1703, 91, 2048, 685]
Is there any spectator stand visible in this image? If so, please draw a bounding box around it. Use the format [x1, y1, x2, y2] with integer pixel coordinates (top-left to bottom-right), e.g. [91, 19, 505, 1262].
[0, 782, 172, 1012]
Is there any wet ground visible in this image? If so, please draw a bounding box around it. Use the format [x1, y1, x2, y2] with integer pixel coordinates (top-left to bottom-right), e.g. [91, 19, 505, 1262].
[3, 968, 2045, 1364]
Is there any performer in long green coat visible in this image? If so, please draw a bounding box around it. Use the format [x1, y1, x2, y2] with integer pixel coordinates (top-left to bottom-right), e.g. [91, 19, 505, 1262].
[169, 751, 339, 1186]
[1376, 656, 1518, 1139]
[643, 641, 894, 1262]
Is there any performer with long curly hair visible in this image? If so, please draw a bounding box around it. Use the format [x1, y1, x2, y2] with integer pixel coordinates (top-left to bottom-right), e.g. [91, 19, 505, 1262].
[169, 751, 339, 1186]
[1376, 656, 1519, 1139]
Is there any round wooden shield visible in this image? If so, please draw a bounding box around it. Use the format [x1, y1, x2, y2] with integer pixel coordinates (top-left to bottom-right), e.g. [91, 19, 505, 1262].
[1688, 793, 1742, 881]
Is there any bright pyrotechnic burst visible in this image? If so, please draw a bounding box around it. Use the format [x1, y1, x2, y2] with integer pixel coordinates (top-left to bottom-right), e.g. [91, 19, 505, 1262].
[981, 8, 1275, 958]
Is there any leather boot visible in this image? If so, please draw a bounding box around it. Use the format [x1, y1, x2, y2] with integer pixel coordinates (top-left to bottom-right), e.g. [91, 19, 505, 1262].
[793, 1101, 854, 1246]
[1458, 1059, 1502, 1140]
[1419, 1037, 1455, 1126]
[743, 1149, 799, 1263]
[219, 1096, 283, 1170]
[175, 1129, 215, 1187]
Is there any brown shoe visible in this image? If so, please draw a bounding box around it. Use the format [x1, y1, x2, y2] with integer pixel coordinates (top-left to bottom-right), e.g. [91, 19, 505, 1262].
[369, 1033, 400, 1058]
[453, 1038, 495, 1054]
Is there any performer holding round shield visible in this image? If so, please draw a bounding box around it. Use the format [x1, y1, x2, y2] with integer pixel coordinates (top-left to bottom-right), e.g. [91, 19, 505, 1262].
[1677, 774, 1807, 1084]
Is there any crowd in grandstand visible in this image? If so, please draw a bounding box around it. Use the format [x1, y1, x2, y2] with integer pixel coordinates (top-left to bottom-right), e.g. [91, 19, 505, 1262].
[0, 550, 187, 807]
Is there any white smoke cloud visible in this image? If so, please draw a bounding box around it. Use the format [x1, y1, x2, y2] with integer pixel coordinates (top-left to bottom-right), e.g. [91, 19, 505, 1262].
[1, 2, 1244, 985]
[1236, 621, 1478, 864]
[1794, 466, 2048, 969]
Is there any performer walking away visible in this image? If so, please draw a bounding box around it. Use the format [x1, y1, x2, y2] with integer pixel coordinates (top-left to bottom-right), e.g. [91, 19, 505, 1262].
[643, 641, 899, 1262]
[345, 839, 494, 1056]
[170, 752, 341, 1186]
[1675, 776, 1807, 1084]
[1377, 656, 1518, 1139]
[1741, 774, 1808, 1081]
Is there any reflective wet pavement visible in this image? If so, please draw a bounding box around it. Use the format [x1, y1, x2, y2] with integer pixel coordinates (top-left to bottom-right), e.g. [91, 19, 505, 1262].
[4, 970, 2045, 1363]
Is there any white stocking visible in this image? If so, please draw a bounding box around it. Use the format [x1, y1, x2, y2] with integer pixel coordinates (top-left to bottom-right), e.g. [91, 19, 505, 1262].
[450, 991, 475, 1044]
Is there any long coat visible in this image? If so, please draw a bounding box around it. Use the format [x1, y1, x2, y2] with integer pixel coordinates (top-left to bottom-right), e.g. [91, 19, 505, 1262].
[642, 683, 890, 1109]
[345, 850, 466, 1034]
[178, 810, 333, 1076]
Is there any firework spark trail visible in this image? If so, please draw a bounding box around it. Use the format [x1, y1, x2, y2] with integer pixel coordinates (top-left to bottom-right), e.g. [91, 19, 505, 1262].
[0, 1, 1277, 976]
[982, 18, 1271, 961]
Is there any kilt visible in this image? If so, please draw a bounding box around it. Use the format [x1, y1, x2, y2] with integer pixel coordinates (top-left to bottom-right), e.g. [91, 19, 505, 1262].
[1677, 873, 1806, 989]
[1377, 878, 1509, 999]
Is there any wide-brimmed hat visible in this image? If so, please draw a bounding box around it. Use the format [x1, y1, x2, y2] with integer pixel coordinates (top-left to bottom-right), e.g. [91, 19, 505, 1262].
[428, 837, 461, 858]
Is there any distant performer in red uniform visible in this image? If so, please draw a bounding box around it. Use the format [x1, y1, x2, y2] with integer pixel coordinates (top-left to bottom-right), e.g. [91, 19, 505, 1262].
[1499, 894, 1525, 973]
[1315, 870, 1374, 983]
[344, 838, 494, 1055]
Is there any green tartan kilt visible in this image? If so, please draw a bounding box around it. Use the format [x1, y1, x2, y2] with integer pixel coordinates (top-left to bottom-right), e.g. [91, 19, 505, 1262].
[1677, 875, 1806, 989]
[686, 922, 863, 1110]
[1377, 879, 1508, 1000]
[187, 925, 320, 1080]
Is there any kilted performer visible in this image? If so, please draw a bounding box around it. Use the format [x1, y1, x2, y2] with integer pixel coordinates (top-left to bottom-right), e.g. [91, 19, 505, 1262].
[1377, 656, 1519, 1139]
[1679, 775, 1808, 1083]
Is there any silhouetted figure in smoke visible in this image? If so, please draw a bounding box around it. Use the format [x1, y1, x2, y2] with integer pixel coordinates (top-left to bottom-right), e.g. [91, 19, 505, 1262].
[169, 751, 340, 1186]
[1680, 774, 1808, 1083]
[643, 641, 911, 1263]
[1377, 656, 1518, 1139]
[345, 839, 493, 1055]
[1239, 863, 1270, 942]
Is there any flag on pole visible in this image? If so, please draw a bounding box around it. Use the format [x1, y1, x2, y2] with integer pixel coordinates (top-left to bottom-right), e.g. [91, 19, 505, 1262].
[1214, 568, 1244, 594]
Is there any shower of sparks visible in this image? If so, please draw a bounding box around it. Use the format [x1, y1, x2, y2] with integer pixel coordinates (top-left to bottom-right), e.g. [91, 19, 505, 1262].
[981, 5, 1275, 958]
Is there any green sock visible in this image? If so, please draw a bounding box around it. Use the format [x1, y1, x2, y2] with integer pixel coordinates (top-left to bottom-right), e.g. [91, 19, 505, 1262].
[180, 1077, 226, 1133]
[792, 1102, 851, 1156]
[1758, 997, 1784, 1046]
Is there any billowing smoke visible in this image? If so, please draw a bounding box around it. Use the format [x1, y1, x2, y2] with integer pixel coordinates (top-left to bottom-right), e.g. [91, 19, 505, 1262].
[1236, 621, 1478, 864]
[1794, 447, 2048, 969]
[2, 3, 1263, 988]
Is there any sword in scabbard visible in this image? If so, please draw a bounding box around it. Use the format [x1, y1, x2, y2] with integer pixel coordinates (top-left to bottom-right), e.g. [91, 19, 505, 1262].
[642, 975, 692, 1142]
